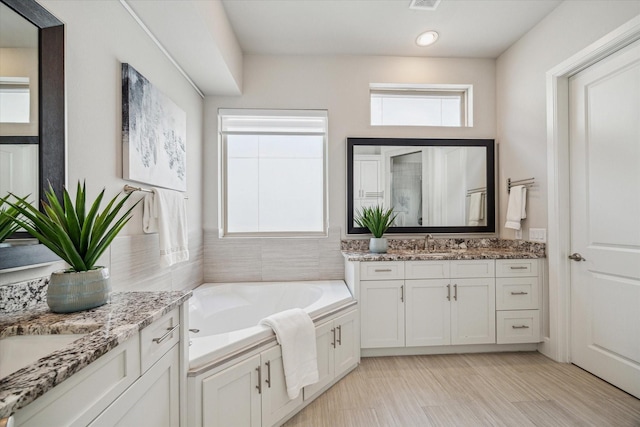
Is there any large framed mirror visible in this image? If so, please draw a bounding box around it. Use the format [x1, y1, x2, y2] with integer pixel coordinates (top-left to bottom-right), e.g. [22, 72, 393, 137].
[0, 0, 65, 270]
[347, 138, 495, 234]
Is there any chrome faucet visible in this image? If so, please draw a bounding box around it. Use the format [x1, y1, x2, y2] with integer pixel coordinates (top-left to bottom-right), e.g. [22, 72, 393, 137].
[424, 234, 434, 252]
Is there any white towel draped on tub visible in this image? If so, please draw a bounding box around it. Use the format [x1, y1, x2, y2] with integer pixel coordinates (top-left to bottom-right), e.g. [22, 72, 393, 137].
[505, 185, 527, 230]
[259, 308, 319, 399]
[143, 188, 189, 267]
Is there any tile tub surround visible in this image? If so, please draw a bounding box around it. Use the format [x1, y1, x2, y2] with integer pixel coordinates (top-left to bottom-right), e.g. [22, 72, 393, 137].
[341, 238, 545, 261]
[0, 290, 191, 418]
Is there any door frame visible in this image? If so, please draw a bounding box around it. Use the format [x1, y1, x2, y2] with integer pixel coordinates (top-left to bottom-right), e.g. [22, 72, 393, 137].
[544, 15, 640, 363]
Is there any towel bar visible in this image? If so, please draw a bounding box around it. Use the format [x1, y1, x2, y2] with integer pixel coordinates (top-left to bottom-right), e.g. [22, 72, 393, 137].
[507, 177, 535, 193]
[123, 184, 188, 199]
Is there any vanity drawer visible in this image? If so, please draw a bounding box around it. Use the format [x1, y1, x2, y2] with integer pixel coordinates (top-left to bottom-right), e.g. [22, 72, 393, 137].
[140, 308, 180, 373]
[497, 310, 540, 344]
[405, 260, 450, 279]
[450, 260, 495, 278]
[496, 277, 539, 310]
[496, 259, 539, 277]
[360, 262, 404, 280]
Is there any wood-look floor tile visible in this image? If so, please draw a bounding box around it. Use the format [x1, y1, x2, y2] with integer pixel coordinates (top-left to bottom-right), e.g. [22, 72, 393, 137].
[282, 353, 640, 427]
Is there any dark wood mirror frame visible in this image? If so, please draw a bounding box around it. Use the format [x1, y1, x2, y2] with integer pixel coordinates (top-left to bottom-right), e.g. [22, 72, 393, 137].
[347, 137, 496, 235]
[0, 0, 65, 270]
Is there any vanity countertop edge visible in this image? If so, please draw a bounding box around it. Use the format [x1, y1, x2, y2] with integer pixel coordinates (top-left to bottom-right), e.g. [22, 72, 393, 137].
[342, 248, 545, 262]
[0, 290, 192, 418]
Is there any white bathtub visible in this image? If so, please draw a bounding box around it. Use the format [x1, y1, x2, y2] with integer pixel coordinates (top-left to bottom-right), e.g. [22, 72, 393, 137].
[188, 280, 354, 371]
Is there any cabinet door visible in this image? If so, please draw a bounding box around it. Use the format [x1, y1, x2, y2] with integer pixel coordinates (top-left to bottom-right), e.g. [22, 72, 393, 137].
[361, 280, 405, 348]
[303, 320, 335, 400]
[90, 345, 179, 427]
[406, 279, 451, 347]
[261, 345, 303, 427]
[334, 309, 359, 378]
[451, 278, 496, 345]
[202, 354, 261, 427]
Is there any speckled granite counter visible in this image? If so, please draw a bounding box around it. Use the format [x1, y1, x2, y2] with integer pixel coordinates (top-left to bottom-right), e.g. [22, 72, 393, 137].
[0, 290, 191, 418]
[342, 238, 545, 261]
[343, 247, 544, 261]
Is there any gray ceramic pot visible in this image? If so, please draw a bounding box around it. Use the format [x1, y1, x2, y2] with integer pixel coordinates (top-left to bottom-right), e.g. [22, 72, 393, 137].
[47, 267, 111, 313]
[369, 237, 388, 254]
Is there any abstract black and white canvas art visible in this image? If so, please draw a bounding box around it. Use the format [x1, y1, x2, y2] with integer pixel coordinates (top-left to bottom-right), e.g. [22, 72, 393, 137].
[122, 63, 187, 191]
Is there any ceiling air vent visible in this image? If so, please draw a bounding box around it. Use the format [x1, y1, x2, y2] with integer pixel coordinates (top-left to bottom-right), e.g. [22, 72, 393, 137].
[409, 0, 442, 11]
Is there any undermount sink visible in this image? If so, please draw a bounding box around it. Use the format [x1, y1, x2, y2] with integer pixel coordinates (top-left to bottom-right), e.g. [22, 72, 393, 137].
[0, 334, 86, 379]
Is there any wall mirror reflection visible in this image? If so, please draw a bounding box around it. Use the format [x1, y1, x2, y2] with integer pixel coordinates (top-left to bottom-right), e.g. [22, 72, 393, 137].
[0, 2, 39, 210]
[347, 138, 495, 234]
[0, 0, 65, 270]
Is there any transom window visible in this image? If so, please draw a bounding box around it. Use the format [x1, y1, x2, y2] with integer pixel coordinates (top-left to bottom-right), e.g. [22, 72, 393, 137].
[370, 83, 473, 127]
[219, 109, 328, 237]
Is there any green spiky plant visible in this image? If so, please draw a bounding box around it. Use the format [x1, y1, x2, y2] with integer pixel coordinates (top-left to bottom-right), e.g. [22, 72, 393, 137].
[354, 205, 397, 238]
[0, 194, 21, 243]
[5, 181, 140, 272]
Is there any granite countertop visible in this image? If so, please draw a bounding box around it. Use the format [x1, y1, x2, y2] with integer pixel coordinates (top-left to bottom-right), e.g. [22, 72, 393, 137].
[0, 290, 192, 419]
[342, 247, 545, 262]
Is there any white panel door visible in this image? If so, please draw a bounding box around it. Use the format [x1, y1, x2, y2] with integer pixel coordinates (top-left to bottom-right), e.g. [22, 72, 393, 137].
[451, 278, 495, 345]
[360, 280, 405, 348]
[569, 40, 640, 398]
[333, 309, 359, 378]
[261, 345, 302, 427]
[202, 354, 261, 427]
[405, 279, 451, 346]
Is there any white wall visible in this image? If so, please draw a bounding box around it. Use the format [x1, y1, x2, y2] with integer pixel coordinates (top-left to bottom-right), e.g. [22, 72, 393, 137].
[496, 0, 640, 353]
[496, 0, 640, 240]
[1, 0, 204, 290]
[204, 55, 495, 281]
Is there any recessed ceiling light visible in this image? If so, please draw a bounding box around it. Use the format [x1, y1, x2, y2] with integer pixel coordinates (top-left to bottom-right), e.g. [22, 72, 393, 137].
[416, 30, 439, 47]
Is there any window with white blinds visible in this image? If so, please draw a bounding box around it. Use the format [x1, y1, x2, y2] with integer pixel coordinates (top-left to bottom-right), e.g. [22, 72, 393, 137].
[219, 109, 328, 237]
[370, 84, 472, 127]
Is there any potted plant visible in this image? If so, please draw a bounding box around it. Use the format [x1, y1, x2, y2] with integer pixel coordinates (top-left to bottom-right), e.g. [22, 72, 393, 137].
[4, 181, 139, 313]
[354, 205, 397, 253]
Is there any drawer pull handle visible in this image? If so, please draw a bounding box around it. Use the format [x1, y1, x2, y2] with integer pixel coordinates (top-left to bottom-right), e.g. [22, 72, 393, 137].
[331, 328, 336, 348]
[510, 291, 529, 295]
[153, 324, 179, 344]
[446, 284, 451, 301]
[337, 325, 342, 345]
[510, 266, 528, 270]
[512, 325, 530, 329]
[189, 328, 200, 333]
[453, 284, 457, 301]
[375, 269, 392, 272]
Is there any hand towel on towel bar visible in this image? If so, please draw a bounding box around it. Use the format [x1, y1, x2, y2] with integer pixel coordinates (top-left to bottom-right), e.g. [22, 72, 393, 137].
[505, 185, 527, 230]
[468, 192, 484, 226]
[260, 308, 319, 400]
[143, 188, 189, 267]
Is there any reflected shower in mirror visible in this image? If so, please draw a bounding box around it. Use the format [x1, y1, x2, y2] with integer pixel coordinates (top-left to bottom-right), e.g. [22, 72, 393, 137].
[348, 138, 495, 234]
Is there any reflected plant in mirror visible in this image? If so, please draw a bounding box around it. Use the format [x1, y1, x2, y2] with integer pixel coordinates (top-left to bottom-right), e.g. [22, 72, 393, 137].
[0, 194, 20, 244]
[347, 138, 495, 234]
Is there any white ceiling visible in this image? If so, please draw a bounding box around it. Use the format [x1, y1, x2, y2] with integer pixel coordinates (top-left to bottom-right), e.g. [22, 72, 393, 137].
[221, 0, 562, 58]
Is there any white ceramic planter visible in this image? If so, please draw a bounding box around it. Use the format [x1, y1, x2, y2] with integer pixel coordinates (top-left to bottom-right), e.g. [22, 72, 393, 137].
[369, 237, 388, 254]
[47, 267, 111, 313]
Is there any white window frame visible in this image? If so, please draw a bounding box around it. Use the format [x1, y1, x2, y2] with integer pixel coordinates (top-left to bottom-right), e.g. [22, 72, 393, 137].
[370, 83, 473, 127]
[218, 108, 329, 238]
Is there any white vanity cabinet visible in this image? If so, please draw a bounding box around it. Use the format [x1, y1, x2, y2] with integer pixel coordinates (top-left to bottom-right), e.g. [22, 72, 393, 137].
[13, 305, 187, 427]
[201, 345, 302, 427]
[193, 307, 359, 427]
[495, 259, 542, 344]
[304, 309, 358, 400]
[349, 257, 542, 354]
[89, 309, 182, 427]
[361, 260, 496, 349]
